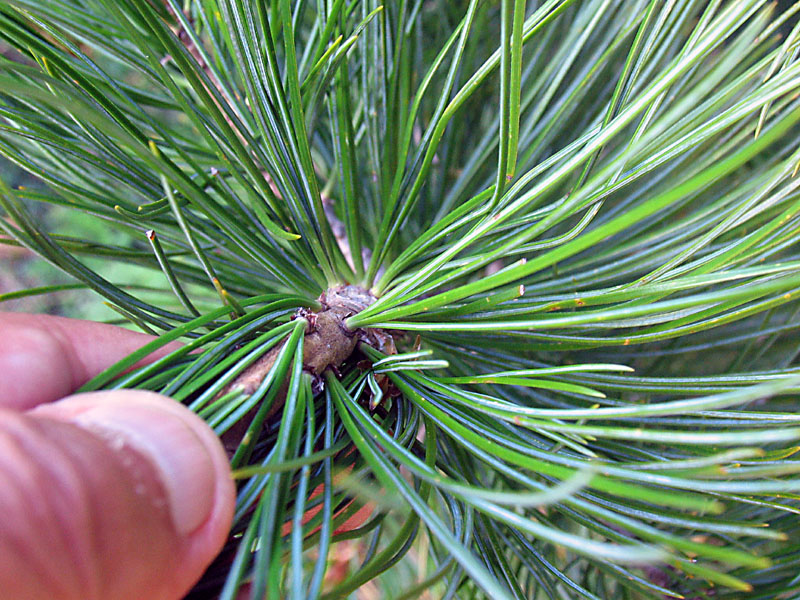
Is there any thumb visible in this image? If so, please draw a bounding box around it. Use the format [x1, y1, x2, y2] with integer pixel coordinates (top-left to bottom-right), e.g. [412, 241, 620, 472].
[0, 390, 235, 600]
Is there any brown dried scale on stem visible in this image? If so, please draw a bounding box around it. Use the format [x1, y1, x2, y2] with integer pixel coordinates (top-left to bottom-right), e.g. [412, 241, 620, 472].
[220, 285, 395, 455]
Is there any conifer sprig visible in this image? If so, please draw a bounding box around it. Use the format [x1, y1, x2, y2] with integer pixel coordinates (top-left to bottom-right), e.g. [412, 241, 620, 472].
[2, 1, 800, 598]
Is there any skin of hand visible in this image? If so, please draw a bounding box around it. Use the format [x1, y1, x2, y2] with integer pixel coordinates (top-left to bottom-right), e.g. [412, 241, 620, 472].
[0, 312, 236, 600]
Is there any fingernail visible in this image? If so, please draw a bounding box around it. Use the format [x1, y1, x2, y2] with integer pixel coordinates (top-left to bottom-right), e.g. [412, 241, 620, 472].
[68, 395, 218, 536]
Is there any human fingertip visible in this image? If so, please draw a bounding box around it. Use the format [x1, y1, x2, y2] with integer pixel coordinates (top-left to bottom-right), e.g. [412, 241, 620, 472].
[34, 390, 235, 538]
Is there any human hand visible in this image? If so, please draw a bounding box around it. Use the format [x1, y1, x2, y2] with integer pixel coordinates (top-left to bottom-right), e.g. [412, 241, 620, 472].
[0, 313, 235, 600]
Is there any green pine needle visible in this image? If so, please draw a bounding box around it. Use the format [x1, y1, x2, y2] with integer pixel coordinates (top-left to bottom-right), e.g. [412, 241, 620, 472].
[3, 1, 800, 598]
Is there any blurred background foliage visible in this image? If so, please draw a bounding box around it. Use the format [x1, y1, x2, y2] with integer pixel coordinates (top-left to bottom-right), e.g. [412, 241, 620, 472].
[1, 39, 175, 320]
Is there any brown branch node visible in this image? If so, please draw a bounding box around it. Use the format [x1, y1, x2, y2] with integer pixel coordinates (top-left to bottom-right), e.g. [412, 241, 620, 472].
[219, 285, 393, 454]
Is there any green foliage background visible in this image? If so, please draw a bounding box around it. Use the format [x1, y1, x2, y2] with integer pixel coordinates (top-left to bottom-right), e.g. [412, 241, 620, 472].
[3, 1, 800, 598]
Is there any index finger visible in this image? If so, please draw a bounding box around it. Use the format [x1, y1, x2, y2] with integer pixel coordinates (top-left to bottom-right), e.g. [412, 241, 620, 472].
[0, 312, 178, 411]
